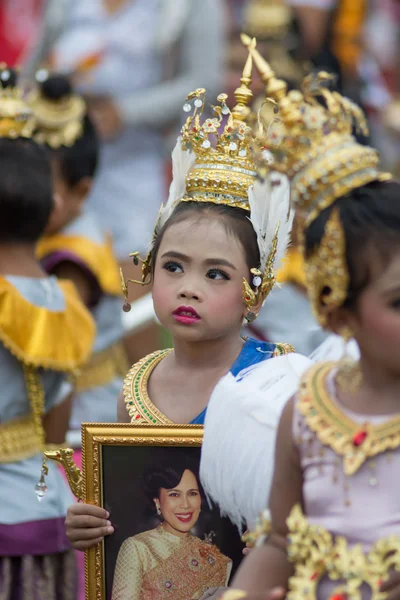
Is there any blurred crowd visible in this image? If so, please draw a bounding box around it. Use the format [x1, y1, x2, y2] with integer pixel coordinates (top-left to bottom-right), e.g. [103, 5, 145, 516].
[2, 0, 400, 354]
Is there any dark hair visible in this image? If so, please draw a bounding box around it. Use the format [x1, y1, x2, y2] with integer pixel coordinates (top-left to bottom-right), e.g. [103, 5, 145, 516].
[40, 75, 99, 186]
[151, 201, 260, 272]
[0, 138, 53, 243]
[141, 451, 204, 505]
[304, 180, 400, 308]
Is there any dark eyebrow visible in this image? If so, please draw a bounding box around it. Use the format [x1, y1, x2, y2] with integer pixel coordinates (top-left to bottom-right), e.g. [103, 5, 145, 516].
[161, 251, 236, 270]
[161, 250, 190, 261]
[204, 258, 236, 270]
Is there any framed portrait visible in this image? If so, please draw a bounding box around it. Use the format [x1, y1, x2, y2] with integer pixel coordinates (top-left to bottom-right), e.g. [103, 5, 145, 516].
[57, 424, 245, 600]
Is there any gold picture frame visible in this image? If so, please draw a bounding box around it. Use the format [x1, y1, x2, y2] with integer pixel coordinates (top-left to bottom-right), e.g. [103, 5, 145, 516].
[48, 423, 244, 600]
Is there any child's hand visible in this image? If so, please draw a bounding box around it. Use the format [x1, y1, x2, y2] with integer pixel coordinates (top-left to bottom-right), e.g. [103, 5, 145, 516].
[65, 503, 114, 550]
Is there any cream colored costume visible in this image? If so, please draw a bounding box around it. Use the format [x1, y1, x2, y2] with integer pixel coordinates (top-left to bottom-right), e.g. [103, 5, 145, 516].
[112, 525, 232, 600]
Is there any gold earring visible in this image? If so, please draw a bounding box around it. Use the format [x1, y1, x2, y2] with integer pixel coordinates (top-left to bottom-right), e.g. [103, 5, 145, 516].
[337, 326, 362, 394]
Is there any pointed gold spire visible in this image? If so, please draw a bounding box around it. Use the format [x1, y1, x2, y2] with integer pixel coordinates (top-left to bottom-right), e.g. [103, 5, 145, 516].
[241, 33, 287, 101]
[231, 37, 256, 121]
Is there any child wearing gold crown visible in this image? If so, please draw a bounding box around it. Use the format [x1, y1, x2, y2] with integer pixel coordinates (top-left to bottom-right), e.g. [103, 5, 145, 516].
[63, 50, 295, 568]
[30, 72, 129, 429]
[0, 67, 95, 598]
[207, 42, 400, 600]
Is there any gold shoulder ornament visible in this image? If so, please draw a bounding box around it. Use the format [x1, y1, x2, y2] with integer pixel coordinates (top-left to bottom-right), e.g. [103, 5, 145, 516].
[299, 362, 400, 475]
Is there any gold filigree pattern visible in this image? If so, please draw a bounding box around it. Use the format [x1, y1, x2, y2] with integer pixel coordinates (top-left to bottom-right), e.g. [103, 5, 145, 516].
[44, 448, 84, 500]
[303, 209, 349, 326]
[123, 349, 173, 424]
[299, 362, 400, 475]
[286, 505, 400, 600]
[241, 35, 391, 226]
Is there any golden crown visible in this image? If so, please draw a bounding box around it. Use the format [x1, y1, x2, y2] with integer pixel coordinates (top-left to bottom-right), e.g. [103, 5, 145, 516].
[28, 72, 86, 149]
[180, 40, 266, 211]
[242, 34, 391, 225]
[0, 65, 35, 139]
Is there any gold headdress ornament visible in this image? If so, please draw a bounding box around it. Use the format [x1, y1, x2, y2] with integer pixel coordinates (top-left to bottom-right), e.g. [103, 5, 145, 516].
[122, 40, 293, 318]
[28, 71, 86, 149]
[241, 33, 392, 326]
[0, 64, 35, 139]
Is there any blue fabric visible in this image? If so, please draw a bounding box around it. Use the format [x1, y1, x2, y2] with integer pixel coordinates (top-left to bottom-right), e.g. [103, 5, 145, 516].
[189, 338, 277, 425]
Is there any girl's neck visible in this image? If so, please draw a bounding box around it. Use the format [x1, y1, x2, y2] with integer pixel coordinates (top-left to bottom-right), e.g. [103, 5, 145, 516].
[0, 243, 45, 278]
[340, 354, 400, 416]
[171, 329, 245, 373]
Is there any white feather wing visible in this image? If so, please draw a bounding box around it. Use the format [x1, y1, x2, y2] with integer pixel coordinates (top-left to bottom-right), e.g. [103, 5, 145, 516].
[158, 137, 196, 230]
[248, 173, 293, 274]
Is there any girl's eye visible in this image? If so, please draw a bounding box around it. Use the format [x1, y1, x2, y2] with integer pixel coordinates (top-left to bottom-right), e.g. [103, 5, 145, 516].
[207, 268, 230, 281]
[163, 261, 183, 274]
[391, 298, 400, 309]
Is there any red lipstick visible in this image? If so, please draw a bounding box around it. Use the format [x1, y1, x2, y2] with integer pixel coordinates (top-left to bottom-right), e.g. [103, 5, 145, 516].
[173, 306, 200, 325]
[175, 512, 194, 523]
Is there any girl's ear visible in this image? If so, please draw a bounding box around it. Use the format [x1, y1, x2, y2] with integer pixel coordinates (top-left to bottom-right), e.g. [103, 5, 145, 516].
[326, 307, 357, 337]
[44, 192, 65, 234]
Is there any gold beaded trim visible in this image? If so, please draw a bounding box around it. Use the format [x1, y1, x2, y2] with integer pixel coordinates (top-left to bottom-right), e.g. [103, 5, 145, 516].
[273, 342, 295, 357]
[0, 414, 41, 463]
[299, 362, 400, 475]
[123, 349, 173, 424]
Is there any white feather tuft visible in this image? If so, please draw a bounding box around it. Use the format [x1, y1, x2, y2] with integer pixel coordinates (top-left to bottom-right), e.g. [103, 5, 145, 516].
[200, 334, 358, 531]
[200, 354, 311, 531]
[248, 173, 293, 274]
[158, 137, 196, 231]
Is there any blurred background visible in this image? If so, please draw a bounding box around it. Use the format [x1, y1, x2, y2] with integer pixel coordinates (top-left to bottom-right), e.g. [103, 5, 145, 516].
[4, 0, 400, 356]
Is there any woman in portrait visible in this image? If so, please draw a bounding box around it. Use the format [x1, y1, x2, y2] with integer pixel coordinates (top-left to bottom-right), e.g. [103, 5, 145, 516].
[111, 455, 232, 600]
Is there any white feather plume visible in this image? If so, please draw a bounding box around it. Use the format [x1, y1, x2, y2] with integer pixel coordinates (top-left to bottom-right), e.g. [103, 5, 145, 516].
[200, 333, 359, 531]
[157, 137, 196, 232]
[200, 353, 312, 531]
[248, 173, 294, 275]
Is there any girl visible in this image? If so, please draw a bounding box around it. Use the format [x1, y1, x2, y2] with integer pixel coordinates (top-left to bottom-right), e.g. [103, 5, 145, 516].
[64, 56, 294, 550]
[0, 68, 95, 598]
[30, 73, 128, 427]
[214, 48, 400, 599]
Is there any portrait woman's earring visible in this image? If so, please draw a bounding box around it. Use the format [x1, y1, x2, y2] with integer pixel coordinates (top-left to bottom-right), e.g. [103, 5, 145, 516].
[337, 326, 362, 394]
[155, 504, 161, 516]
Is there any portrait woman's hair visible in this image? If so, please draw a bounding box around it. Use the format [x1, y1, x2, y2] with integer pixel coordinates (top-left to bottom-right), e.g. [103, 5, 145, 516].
[140, 449, 206, 515]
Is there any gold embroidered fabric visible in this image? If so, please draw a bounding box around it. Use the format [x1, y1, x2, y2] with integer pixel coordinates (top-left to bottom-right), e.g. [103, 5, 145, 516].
[36, 233, 121, 296]
[112, 525, 232, 600]
[0, 414, 41, 463]
[286, 505, 400, 600]
[75, 341, 129, 392]
[123, 350, 173, 424]
[0, 277, 95, 371]
[298, 363, 400, 475]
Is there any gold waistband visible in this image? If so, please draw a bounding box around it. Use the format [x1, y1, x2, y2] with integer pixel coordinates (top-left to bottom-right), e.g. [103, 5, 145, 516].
[287, 505, 400, 600]
[0, 414, 42, 463]
[75, 340, 129, 393]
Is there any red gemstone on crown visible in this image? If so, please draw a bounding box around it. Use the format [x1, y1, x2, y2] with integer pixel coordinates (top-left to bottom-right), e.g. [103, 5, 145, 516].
[352, 430, 367, 446]
[135, 414, 140, 420]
